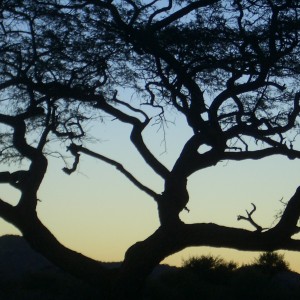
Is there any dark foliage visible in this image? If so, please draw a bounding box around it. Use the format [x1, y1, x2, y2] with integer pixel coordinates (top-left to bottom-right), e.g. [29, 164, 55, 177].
[144, 253, 300, 300]
[182, 255, 237, 284]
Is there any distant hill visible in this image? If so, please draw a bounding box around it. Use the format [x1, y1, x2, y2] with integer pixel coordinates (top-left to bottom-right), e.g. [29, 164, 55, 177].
[0, 235, 177, 299]
[0, 235, 56, 281]
[0, 235, 104, 299]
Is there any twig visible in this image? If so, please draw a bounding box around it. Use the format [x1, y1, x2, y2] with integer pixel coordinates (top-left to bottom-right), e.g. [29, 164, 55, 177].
[237, 203, 266, 232]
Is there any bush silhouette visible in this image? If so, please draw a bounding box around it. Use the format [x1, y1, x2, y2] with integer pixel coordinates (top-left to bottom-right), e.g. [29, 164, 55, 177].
[252, 252, 290, 275]
[145, 253, 300, 300]
[182, 255, 237, 284]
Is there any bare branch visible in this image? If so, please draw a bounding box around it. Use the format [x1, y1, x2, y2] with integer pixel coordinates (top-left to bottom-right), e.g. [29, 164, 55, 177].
[17, 211, 114, 290]
[147, 0, 172, 26]
[0, 198, 16, 224]
[150, 0, 219, 31]
[65, 143, 159, 200]
[237, 203, 265, 232]
[130, 124, 170, 179]
[112, 92, 149, 121]
[0, 172, 12, 183]
[62, 145, 80, 175]
[178, 223, 300, 252]
[0, 170, 29, 190]
[223, 146, 300, 161]
[23, 80, 170, 179]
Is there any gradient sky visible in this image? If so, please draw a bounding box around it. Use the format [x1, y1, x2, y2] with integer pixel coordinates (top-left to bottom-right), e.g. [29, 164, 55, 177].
[1, 111, 300, 273]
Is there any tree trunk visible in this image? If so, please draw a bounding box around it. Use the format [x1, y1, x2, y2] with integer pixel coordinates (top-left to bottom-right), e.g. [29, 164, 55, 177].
[110, 225, 186, 299]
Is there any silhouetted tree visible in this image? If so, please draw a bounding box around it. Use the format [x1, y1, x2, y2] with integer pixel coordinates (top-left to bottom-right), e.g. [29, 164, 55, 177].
[1, 0, 300, 298]
[253, 251, 290, 274]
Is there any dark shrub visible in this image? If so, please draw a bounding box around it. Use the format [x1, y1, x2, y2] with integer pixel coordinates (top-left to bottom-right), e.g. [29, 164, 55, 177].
[182, 255, 237, 284]
[252, 252, 290, 275]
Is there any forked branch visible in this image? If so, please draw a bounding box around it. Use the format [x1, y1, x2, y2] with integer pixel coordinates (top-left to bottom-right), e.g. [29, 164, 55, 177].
[237, 203, 266, 232]
[63, 143, 159, 200]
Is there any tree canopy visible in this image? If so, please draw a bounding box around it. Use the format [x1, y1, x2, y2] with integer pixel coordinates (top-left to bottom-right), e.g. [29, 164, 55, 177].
[1, 0, 300, 298]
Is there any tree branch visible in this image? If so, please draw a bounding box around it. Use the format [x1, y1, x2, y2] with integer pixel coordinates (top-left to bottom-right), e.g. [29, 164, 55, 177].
[0, 198, 16, 224]
[130, 124, 170, 179]
[9, 210, 114, 294]
[115, 208, 300, 296]
[112, 93, 149, 121]
[64, 143, 159, 200]
[237, 203, 265, 232]
[271, 186, 300, 237]
[179, 223, 300, 252]
[150, 0, 219, 31]
[147, 0, 172, 26]
[0, 111, 48, 210]
[62, 144, 80, 175]
[0, 170, 29, 190]
[20, 79, 170, 179]
[223, 147, 300, 161]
